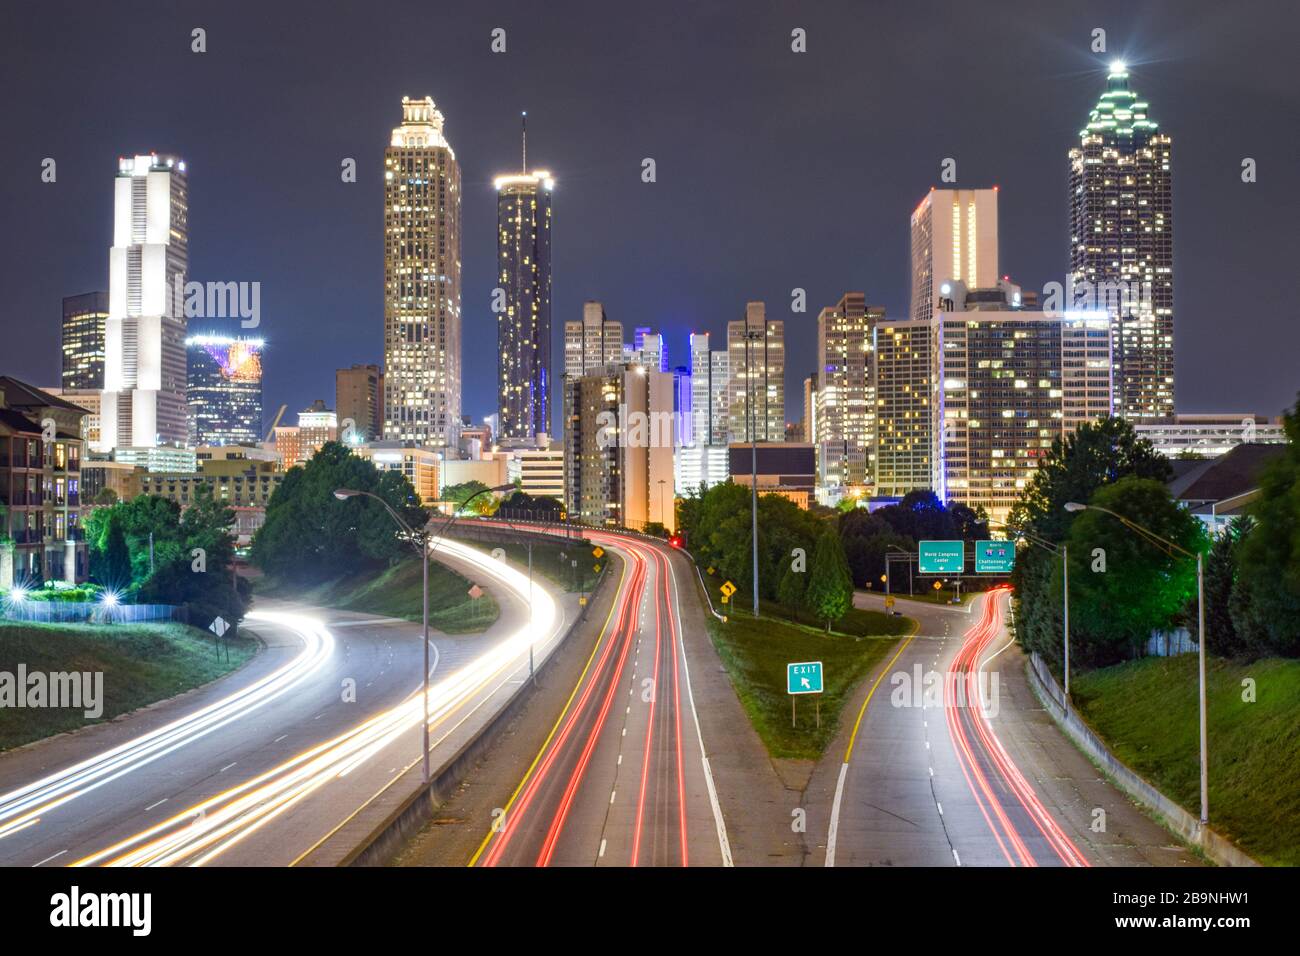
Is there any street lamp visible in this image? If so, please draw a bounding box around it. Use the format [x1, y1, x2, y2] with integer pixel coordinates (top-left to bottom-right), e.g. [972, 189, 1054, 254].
[743, 326, 764, 618]
[1065, 500, 1208, 827]
[334, 483, 511, 783]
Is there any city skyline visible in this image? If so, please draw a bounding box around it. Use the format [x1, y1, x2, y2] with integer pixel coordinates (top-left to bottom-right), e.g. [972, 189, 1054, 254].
[4, 3, 1297, 437]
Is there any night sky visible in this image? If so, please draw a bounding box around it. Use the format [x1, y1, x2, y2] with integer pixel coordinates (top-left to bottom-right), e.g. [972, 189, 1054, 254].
[3, 0, 1298, 433]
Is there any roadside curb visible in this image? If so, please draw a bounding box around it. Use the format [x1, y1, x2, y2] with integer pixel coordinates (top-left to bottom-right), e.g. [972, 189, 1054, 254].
[1025, 651, 1260, 868]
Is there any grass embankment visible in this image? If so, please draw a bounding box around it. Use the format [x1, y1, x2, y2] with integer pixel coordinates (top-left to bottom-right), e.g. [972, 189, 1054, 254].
[0, 621, 257, 752]
[1072, 655, 1300, 866]
[260, 558, 499, 634]
[453, 536, 601, 593]
[705, 600, 912, 760]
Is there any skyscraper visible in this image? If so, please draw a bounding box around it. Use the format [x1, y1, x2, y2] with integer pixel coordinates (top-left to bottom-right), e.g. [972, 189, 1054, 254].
[873, 319, 934, 497]
[909, 188, 999, 324]
[62, 291, 108, 391]
[815, 292, 883, 498]
[1069, 63, 1173, 420]
[564, 301, 624, 378]
[688, 331, 730, 447]
[186, 333, 264, 446]
[494, 119, 552, 445]
[727, 301, 784, 443]
[101, 154, 189, 450]
[384, 96, 462, 449]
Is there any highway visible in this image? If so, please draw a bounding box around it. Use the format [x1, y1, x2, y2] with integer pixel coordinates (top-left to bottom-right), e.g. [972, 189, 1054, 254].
[817, 587, 1198, 867]
[468, 527, 730, 867]
[0, 538, 567, 867]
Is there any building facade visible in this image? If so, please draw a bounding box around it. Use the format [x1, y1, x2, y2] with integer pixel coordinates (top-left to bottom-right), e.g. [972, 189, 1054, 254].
[274, 400, 337, 468]
[873, 319, 934, 497]
[910, 188, 999, 324]
[186, 333, 264, 447]
[495, 165, 553, 445]
[336, 364, 383, 443]
[62, 291, 109, 391]
[726, 301, 784, 443]
[816, 292, 883, 499]
[383, 96, 462, 448]
[1069, 63, 1173, 420]
[101, 154, 189, 450]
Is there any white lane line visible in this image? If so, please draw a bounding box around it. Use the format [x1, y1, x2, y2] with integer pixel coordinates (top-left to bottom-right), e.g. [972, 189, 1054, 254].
[33, 850, 67, 867]
[953, 848, 962, 866]
[599, 839, 607, 858]
[219, 762, 237, 773]
[825, 762, 849, 867]
[936, 801, 944, 816]
[609, 791, 616, 805]
[273, 734, 288, 743]
[662, 544, 733, 867]
[144, 798, 168, 811]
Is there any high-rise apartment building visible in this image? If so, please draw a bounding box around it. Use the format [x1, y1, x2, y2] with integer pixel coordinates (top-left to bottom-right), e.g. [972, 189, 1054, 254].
[909, 188, 999, 324]
[874, 320, 934, 497]
[727, 302, 784, 443]
[815, 292, 883, 497]
[931, 286, 1112, 522]
[494, 144, 553, 445]
[101, 154, 189, 450]
[630, 327, 667, 372]
[1069, 63, 1173, 420]
[687, 332, 730, 447]
[62, 291, 108, 391]
[383, 96, 462, 448]
[186, 333, 264, 447]
[336, 364, 383, 443]
[564, 364, 675, 532]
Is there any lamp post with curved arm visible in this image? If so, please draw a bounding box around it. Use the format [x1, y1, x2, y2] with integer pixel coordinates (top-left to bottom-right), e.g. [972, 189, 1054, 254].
[1065, 500, 1208, 827]
[334, 483, 511, 783]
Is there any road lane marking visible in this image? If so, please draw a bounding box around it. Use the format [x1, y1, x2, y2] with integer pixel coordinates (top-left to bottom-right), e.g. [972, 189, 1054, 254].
[33, 850, 66, 867]
[144, 798, 168, 811]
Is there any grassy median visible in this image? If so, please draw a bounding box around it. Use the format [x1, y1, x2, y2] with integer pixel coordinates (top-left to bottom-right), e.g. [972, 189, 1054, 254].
[705, 604, 911, 760]
[0, 620, 257, 752]
[1072, 654, 1300, 866]
[263, 557, 499, 634]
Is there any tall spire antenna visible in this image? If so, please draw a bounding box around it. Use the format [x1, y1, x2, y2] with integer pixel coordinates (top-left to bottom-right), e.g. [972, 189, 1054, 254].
[521, 110, 527, 174]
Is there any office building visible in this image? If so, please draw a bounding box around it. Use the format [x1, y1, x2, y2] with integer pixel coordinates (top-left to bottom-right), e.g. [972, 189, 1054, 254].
[1069, 63, 1174, 420]
[336, 364, 383, 443]
[186, 333, 264, 447]
[274, 400, 337, 468]
[874, 320, 934, 497]
[688, 332, 729, 447]
[675, 444, 730, 496]
[565, 364, 675, 532]
[910, 188, 999, 324]
[494, 142, 553, 445]
[62, 291, 108, 391]
[727, 301, 784, 443]
[564, 301, 625, 378]
[816, 292, 883, 500]
[383, 96, 462, 448]
[1136, 414, 1287, 459]
[514, 443, 566, 501]
[101, 154, 189, 450]
[353, 441, 440, 505]
[729, 442, 816, 510]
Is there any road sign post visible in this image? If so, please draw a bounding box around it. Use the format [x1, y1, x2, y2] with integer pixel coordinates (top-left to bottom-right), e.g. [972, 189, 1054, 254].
[787, 661, 824, 727]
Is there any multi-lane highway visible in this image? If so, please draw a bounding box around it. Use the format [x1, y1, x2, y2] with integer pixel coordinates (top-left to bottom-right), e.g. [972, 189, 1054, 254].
[818, 586, 1198, 867]
[0, 538, 567, 867]
[469, 528, 731, 867]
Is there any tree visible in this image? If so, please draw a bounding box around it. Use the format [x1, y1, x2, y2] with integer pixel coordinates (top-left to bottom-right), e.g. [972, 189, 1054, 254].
[440, 481, 496, 515]
[1063, 477, 1206, 665]
[253, 442, 425, 583]
[96, 511, 132, 592]
[1204, 517, 1248, 657]
[777, 562, 808, 622]
[805, 530, 854, 632]
[1009, 416, 1172, 663]
[1229, 395, 1300, 657]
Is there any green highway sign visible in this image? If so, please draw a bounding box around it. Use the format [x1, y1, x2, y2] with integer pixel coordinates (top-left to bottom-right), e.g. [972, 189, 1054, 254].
[918, 540, 965, 574]
[975, 540, 1015, 574]
[787, 661, 824, 695]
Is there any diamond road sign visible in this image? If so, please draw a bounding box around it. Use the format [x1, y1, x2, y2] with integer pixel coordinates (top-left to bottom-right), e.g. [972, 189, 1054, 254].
[592, 546, 604, 559]
[975, 540, 1015, 574]
[918, 540, 965, 574]
[209, 616, 229, 638]
[720, 580, 736, 598]
[787, 661, 823, 695]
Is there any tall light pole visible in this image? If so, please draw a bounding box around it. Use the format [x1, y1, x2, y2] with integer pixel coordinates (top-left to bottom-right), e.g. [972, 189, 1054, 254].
[744, 327, 762, 618]
[1065, 500, 1208, 826]
[334, 483, 511, 783]
[657, 478, 667, 531]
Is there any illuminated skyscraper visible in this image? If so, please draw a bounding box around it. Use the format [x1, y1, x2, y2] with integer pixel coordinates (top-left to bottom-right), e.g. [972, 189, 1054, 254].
[909, 188, 999, 324]
[186, 333, 264, 446]
[1069, 63, 1173, 420]
[815, 292, 883, 498]
[61, 291, 108, 391]
[384, 96, 461, 449]
[101, 154, 189, 449]
[494, 118, 552, 446]
[727, 302, 784, 443]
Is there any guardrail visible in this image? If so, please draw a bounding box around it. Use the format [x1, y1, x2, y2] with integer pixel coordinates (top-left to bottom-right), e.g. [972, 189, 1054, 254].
[2, 601, 184, 625]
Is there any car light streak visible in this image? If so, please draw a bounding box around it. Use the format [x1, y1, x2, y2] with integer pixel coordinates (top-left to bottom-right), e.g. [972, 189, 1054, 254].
[0, 610, 334, 842]
[70, 538, 559, 867]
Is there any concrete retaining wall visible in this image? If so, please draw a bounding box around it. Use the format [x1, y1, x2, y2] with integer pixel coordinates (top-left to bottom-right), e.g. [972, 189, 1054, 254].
[341, 560, 613, 867]
[1025, 652, 1259, 868]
